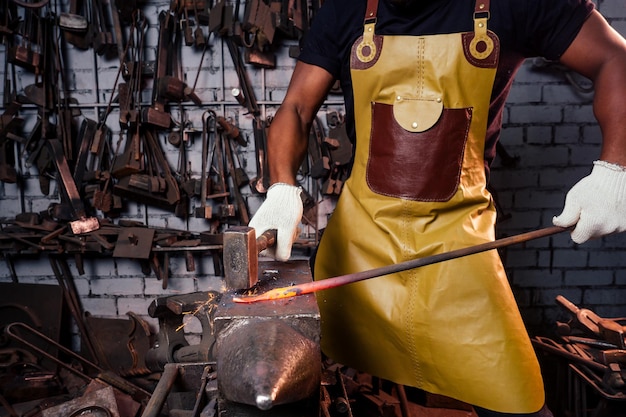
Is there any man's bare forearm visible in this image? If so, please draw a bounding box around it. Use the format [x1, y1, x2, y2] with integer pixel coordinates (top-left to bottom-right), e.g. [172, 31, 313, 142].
[267, 103, 312, 185]
[266, 62, 336, 185]
[560, 11, 626, 166]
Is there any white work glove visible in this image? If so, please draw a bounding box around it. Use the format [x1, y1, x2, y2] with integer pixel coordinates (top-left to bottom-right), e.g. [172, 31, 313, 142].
[553, 160, 626, 243]
[248, 183, 303, 261]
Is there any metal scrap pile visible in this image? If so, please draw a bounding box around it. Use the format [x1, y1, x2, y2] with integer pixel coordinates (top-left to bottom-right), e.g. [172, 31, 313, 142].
[1, 261, 479, 417]
[532, 295, 626, 417]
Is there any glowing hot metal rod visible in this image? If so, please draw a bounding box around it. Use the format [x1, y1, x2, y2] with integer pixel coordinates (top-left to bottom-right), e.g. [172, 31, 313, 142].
[233, 226, 571, 304]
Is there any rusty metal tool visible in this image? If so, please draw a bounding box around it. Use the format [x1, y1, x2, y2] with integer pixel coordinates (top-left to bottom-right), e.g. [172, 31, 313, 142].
[210, 126, 235, 218]
[50, 256, 99, 364]
[5, 322, 152, 403]
[557, 295, 626, 349]
[531, 335, 608, 374]
[113, 128, 181, 209]
[234, 225, 571, 303]
[60, 0, 91, 50]
[47, 139, 100, 234]
[556, 294, 604, 336]
[223, 226, 276, 289]
[195, 110, 216, 219]
[249, 117, 269, 194]
[191, 0, 206, 47]
[58, 0, 89, 32]
[90, 0, 116, 56]
[143, 10, 174, 128]
[222, 131, 250, 224]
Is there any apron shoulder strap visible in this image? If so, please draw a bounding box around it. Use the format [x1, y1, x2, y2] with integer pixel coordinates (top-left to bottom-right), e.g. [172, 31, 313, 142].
[467, 0, 498, 63]
[365, 0, 491, 25]
[475, 0, 491, 15]
[365, 0, 378, 24]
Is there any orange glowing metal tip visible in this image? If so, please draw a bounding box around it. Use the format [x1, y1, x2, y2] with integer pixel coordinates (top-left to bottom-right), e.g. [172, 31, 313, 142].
[233, 226, 572, 303]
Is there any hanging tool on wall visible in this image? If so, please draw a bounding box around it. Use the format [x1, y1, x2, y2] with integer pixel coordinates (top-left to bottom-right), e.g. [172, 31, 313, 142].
[208, 118, 236, 220]
[190, 0, 207, 48]
[196, 110, 216, 220]
[0, 98, 23, 184]
[143, 9, 174, 129]
[47, 139, 101, 234]
[58, 0, 88, 31]
[113, 128, 181, 210]
[320, 111, 352, 196]
[0, 137, 18, 183]
[213, 0, 273, 195]
[8, 6, 42, 75]
[90, 0, 116, 56]
[0, 1, 19, 43]
[59, 0, 92, 50]
[179, 0, 196, 46]
[172, 110, 204, 220]
[146, 6, 201, 130]
[113, 11, 147, 182]
[51, 9, 81, 163]
[240, 0, 277, 68]
[218, 116, 249, 224]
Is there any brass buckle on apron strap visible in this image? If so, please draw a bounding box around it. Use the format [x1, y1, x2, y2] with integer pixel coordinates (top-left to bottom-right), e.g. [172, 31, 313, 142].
[356, 22, 377, 63]
[356, 0, 379, 63]
[469, 1, 494, 59]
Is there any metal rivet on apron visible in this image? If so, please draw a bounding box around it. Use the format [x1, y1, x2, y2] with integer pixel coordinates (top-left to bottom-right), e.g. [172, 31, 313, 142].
[479, 3, 485, 9]
[436, 97, 442, 103]
[411, 122, 418, 129]
[478, 22, 484, 28]
[396, 95, 402, 101]
[368, 27, 373, 32]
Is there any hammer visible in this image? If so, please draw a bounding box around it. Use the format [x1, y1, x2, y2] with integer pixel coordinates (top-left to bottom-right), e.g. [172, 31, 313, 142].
[223, 226, 277, 290]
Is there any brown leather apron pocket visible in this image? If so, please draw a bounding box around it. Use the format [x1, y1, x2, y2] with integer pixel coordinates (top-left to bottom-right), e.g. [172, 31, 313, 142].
[366, 102, 472, 201]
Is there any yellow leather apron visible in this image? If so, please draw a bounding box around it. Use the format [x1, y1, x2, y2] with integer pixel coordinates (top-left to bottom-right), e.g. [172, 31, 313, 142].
[313, 0, 544, 412]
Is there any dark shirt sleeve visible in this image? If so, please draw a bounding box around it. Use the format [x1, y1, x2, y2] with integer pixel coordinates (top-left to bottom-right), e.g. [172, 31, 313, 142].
[503, 0, 595, 60]
[297, 0, 363, 79]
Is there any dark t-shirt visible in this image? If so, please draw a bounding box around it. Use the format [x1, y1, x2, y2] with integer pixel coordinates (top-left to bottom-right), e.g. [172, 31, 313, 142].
[298, 0, 595, 172]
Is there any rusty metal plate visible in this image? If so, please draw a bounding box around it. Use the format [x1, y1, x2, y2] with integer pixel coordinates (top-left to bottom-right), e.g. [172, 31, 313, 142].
[112, 227, 156, 259]
[82, 314, 152, 377]
[41, 385, 120, 417]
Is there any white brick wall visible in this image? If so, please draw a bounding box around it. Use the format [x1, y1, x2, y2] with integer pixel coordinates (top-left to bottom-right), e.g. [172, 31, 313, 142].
[1, 0, 625, 343]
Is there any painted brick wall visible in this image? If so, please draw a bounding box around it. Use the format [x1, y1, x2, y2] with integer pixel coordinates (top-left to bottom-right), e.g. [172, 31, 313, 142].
[1, 0, 625, 343]
[491, 0, 626, 334]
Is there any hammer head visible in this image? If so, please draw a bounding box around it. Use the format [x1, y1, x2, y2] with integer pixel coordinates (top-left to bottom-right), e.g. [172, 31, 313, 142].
[223, 226, 258, 290]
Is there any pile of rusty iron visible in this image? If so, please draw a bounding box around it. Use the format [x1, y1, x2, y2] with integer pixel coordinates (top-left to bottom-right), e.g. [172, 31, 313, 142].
[532, 295, 626, 415]
[0, 279, 155, 417]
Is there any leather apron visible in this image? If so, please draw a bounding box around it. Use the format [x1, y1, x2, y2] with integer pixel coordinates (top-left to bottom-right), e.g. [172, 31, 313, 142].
[313, 0, 545, 412]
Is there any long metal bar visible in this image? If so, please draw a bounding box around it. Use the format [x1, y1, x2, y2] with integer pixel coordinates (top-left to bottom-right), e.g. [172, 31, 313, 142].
[49, 256, 99, 363]
[234, 226, 571, 303]
[5, 322, 153, 401]
[5, 322, 99, 381]
[139, 363, 179, 417]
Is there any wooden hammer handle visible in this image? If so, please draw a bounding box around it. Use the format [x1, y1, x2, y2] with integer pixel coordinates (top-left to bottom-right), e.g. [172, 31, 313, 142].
[256, 229, 277, 253]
